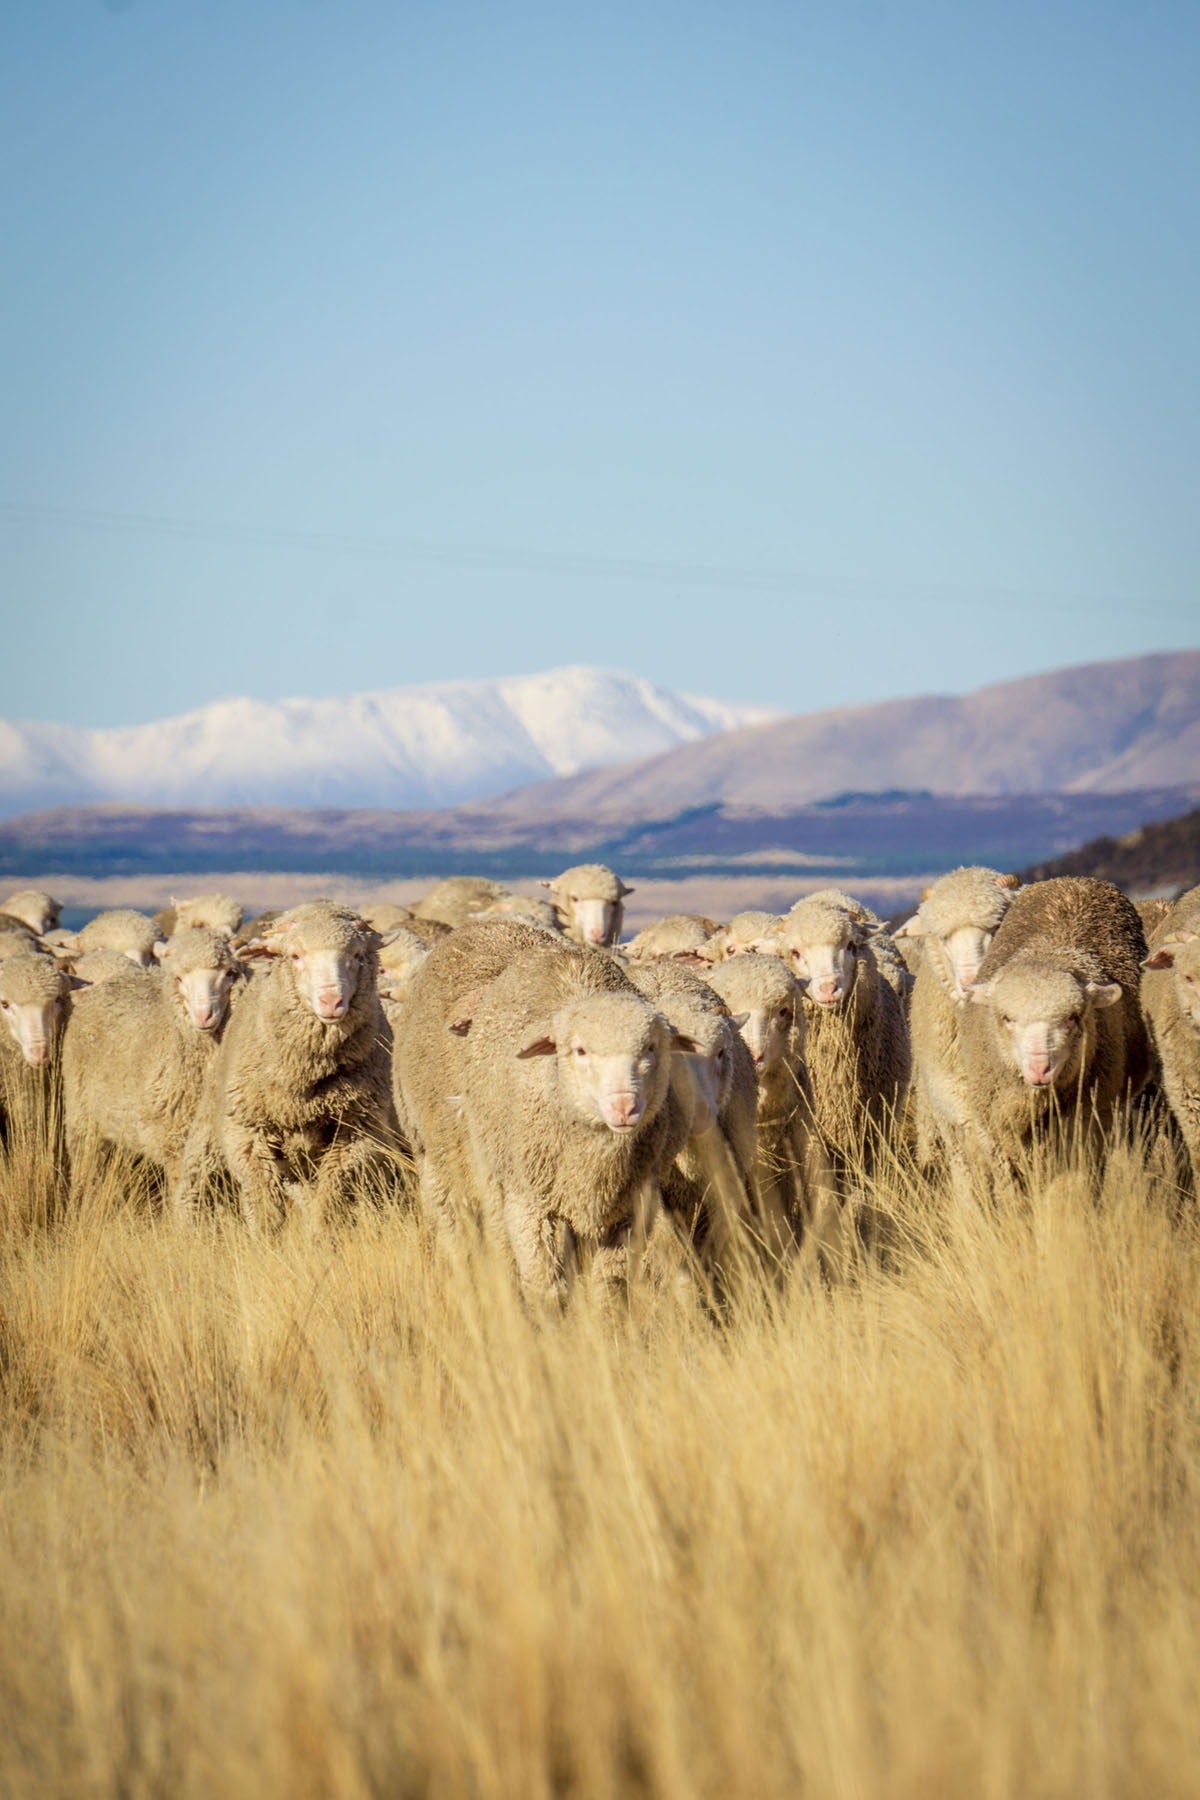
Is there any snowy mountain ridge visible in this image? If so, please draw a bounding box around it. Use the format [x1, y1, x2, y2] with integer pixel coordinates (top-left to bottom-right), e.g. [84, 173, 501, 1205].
[0, 666, 777, 816]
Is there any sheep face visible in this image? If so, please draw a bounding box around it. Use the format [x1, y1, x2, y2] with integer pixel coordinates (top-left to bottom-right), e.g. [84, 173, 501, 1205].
[705, 956, 801, 1076]
[781, 921, 861, 1008]
[258, 908, 375, 1022]
[175, 963, 236, 1032]
[968, 962, 1122, 1088]
[544, 865, 632, 948]
[517, 995, 673, 1134]
[671, 1014, 741, 1136]
[0, 957, 69, 1067]
[1144, 935, 1200, 1031]
[930, 926, 996, 1002]
[1, 890, 60, 935]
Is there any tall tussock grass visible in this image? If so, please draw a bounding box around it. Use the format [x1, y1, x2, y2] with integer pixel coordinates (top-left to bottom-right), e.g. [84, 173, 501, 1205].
[1, 1126, 1199, 1797]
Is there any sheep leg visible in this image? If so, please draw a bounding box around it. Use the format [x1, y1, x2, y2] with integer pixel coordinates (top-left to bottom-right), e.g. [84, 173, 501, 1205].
[502, 1195, 567, 1310]
[223, 1124, 290, 1236]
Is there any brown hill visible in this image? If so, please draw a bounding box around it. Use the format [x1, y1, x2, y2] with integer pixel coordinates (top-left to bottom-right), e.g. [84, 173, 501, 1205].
[1020, 806, 1200, 896]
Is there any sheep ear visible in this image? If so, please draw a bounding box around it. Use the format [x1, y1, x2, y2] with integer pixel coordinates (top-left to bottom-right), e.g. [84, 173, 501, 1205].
[892, 915, 922, 939]
[235, 938, 277, 961]
[670, 1030, 700, 1054]
[1086, 981, 1123, 1009]
[996, 873, 1021, 891]
[516, 1034, 557, 1058]
[729, 1012, 750, 1030]
[670, 950, 709, 966]
[152, 940, 168, 961]
[617, 882, 635, 898]
[1142, 948, 1175, 971]
[920, 886, 934, 903]
[964, 980, 995, 1004]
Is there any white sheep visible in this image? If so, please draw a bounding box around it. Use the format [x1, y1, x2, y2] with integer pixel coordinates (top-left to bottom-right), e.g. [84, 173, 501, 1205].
[173, 902, 400, 1232]
[65, 909, 164, 968]
[700, 912, 782, 963]
[898, 867, 1021, 1187]
[541, 864, 633, 948]
[411, 876, 512, 929]
[960, 877, 1150, 1178]
[772, 893, 911, 1175]
[624, 915, 720, 962]
[0, 889, 62, 936]
[163, 892, 244, 937]
[400, 922, 692, 1305]
[626, 957, 760, 1282]
[0, 953, 73, 1147]
[705, 952, 833, 1258]
[62, 929, 242, 1189]
[1140, 884, 1200, 1188]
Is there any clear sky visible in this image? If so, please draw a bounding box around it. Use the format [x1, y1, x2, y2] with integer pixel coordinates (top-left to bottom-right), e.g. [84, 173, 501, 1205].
[2, 0, 1196, 728]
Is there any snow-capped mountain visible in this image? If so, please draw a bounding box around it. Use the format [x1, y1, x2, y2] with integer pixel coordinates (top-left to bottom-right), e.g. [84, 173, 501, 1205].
[0, 667, 776, 816]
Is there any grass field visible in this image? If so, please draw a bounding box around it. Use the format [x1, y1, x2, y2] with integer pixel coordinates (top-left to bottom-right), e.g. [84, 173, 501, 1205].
[1, 1123, 1198, 1797]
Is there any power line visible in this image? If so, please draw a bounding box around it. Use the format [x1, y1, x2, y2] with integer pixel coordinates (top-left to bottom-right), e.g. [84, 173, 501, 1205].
[0, 497, 1154, 616]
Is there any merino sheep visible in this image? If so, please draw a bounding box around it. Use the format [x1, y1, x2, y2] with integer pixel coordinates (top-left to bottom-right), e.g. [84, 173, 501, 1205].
[960, 877, 1149, 1177]
[377, 925, 431, 1003]
[541, 864, 633, 948]
[0, 889, 62, 936]
[392, 918, 570, 1225]
[1141, 884, 1200, 1187]
[0, 926, 41, 962]
[773, 894, 911, 1174]
[361, 901, 417, 933]
[476, 892, 565, 933]
[701, 912, 781, 963]
[233, 910, 283, 948]
[1136, 897, 1177, 939]
[66, 948, 150, 988]
[625, 915, 719, 962]
[453, 937, 692, 1305]
[901, 867, 1021, 1186]
[67, 909, 164, 969]
[411, 876, 512, 929]
[174, 903, 400, 1232]
[158, 893, 244, 937]
[705, 953, 833, 1257]
[0, 953, 73, 1144]
[62, 929, 243, 1187]
[626, 957, 759, 1279]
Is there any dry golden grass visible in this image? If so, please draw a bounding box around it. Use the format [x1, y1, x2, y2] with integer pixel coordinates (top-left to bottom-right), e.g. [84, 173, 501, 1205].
[1, 1120, 1199, 1797]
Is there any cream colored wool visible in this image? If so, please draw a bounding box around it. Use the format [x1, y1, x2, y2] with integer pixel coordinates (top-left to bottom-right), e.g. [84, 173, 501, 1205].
[0, 888, 61, 935]
[1140, 883, 1200, 1187]
[62, 930, 242, 1189]
[411, 877, 512, 929]
[960, 877, 1149, 1178]
[174, 903, 400, 1233]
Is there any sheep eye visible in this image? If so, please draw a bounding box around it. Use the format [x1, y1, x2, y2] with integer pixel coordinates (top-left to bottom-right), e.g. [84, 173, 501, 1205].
[1002, 1015, 1014, 1027]
[574, 1045, 587, 1058]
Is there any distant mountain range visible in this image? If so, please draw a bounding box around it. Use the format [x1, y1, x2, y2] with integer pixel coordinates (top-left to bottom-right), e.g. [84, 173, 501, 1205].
[477, 651, 1200, 826]
[3, 652, 1196, 824]
[0, 667, 775, 817]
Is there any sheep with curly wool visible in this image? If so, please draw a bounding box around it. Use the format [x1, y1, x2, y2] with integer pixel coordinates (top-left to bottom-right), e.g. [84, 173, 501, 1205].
[0, 953, 73, 1146]
[959, 877, 1149, 1179]
[626, 957, 759, 1282]
[705, 952, 834, 1257]
[173, 902, 400, 1232]
[898, 867, 1021, 1187]
[65, 909, 164, 969]
[411, 876, 512, 929]
[1140, 884, 1200, 1188]
[62, 928, 243, 1188]
[541, 864, 633, 948]
[772, 893, 911, 1175]
[0, 889, 62, 936]
[624, 915, 718, 962]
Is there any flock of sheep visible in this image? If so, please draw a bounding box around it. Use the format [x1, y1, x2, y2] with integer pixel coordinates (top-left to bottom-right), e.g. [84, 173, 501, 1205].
[0, 857, 1197, 1305]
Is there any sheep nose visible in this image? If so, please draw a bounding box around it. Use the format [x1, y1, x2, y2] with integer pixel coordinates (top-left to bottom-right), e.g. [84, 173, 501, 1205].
[606, 1093, 642, 1129]
[1026, 1059, 1052, 1085]
[815, 982, 840, 1004]
[25, 1043, 49, 1066]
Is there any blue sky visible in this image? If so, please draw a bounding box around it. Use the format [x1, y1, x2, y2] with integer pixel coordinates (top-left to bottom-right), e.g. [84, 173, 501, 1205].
[2, 0, 1196, 728]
